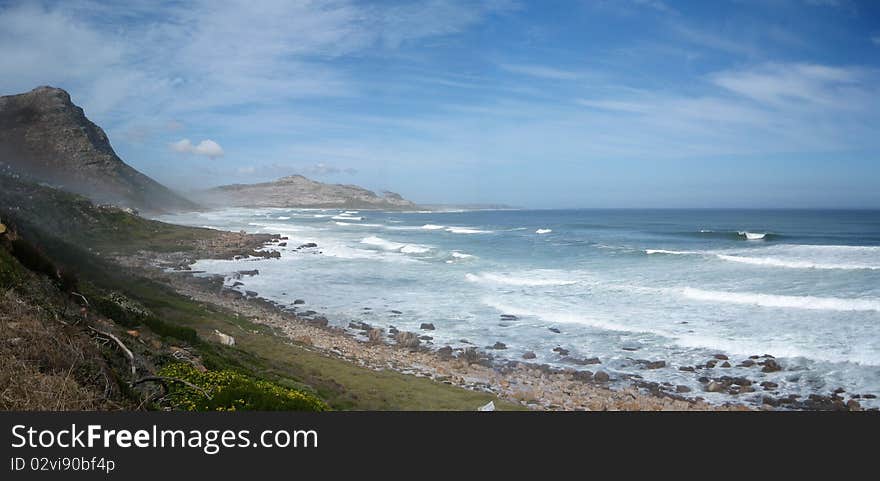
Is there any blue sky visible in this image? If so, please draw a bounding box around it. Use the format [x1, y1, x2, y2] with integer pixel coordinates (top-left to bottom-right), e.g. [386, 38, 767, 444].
[1, 0, 879, 208]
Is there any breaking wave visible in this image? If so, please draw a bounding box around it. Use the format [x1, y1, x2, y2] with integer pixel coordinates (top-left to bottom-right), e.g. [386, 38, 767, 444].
[681, 287, 880, 312]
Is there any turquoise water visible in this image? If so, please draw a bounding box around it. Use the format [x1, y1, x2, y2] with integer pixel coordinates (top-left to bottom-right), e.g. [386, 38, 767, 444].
[158, 208, 880, 407]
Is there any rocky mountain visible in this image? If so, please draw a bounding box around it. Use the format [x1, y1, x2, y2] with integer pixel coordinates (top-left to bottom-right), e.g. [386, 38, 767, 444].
[0, 86, 197, 213]
[200, 175, 418, 210]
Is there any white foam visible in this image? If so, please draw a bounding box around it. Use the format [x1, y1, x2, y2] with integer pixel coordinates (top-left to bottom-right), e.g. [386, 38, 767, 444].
[421, 224, 446, 230]
[334, 222, 382, 227]
[313, 214, 332, 218]
[332, 215, 364, 221]
[681, 287, 880, 312]
[446, 227, 493, 234]
[481, 297, 644, 334]
[360, 236, 431, 255]
[645, 249, 697, 255]
[716, 244, 880, 270]
[466, 272, 578, 287]
[535, 228, 552, 234]
[400, 245, 431, 254]
[451, 251, 475, 259]
[739, 231, 767, 240]
[277, 216, 291, 220]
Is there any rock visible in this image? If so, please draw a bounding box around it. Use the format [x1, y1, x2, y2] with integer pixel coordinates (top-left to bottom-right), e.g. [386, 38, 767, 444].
[706, 360, 718, 368]
[675, 385, 692, 393]
[621, 346, 639, 351]
[552, 347, 570, 356]
[390, 310, 403, 315]
[367, 328, 384, 344]
[562, 356, 598, 366]
[236, 269, 259, 277]
[460, 347, 480, 364]
[349, 321, 371, 331]
[420, 323, 435, 330]
[293, 299, 305, 305]
[761, 359, 782, 373]
[419, 335, 433, 341]
[437, 346, 454, 360]
[698, 376, 710, 384]
[245, 290, 258, 297]
[706, 381, 725, 393]
[522, 351, 537, 360]
[500, 314, 518, 320]
[863, 394, 877, 399]
[594, 371, 610, 383]
[846, 400, 862, 411]
[641, 360, 666, 369]
[739, 360, 755, 367]
[213, 329, 235, 346]
[720, 361, 731, 368]
[394, 331, 421, 349]
[678, 366, 695, 372]
[713, 354, 729, 360]
[548, 327, 561, 334]
[491, 342, 507, 350]
[293, 335, 313, 346]
[306, 317, 328, 327]
[278, 242, 287, 247]
[296, 242, 318, 249]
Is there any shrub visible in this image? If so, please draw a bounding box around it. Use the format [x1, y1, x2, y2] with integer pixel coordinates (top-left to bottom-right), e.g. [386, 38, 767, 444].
[10, 238, 57, 279]
[156, 363, 328, 412]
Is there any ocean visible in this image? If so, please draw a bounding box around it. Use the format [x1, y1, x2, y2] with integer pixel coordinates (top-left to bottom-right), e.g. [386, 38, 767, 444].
[157, 208, 880, 407]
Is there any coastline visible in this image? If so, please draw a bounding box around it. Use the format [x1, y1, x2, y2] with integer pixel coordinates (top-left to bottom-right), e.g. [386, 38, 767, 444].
[121, 235, 752, 411]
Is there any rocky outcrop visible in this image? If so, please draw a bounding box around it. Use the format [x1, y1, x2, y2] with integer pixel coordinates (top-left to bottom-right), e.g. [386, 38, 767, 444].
[198, 174, 417, 210]
[0, 86, 197, 213]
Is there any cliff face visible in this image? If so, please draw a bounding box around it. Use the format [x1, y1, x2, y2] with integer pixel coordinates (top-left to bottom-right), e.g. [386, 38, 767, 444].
[0, 86, 197, 213]
[201, 175, 418, 210]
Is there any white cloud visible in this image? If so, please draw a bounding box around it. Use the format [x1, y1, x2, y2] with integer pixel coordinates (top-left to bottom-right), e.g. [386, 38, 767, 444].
[499, 63, 583, 80]
[170, 138, 225, 158]
[710, 63, 868, 108]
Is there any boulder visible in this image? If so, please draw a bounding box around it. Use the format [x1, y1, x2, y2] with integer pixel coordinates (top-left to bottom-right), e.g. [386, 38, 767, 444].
[420, 323, 435, 330]
[293, 299, 305, 305]
[367, 328, 384, 344]
[594, 371, 610, 383]
[761, 359, 782, 373]
[394, 331, 421, 349]
[213, 329, 235, 346]
[491, 342, 507, 350]
[522, 351, 537, 360]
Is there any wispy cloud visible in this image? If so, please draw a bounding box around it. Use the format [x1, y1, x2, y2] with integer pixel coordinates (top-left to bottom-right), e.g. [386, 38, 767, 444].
[499, 63, 583, 80]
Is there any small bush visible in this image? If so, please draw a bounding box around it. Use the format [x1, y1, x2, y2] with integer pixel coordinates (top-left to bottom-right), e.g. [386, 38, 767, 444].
[157, 363, 328, 412]
[10, 238, 57, 278]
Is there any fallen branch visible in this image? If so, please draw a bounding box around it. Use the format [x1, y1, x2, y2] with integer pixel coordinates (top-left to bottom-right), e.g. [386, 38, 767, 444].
[88, 326, 136, 376]
[70, 291, 89, 307]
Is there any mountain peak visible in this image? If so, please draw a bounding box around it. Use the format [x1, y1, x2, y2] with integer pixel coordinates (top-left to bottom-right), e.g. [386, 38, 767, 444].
[0, 86, 197, 213]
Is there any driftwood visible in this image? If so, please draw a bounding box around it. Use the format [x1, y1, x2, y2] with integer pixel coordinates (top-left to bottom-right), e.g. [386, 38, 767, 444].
[88, 326, 136, 376]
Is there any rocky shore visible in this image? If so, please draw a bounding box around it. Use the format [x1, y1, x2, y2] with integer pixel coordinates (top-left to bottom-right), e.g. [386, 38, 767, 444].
[121, 235, 874, 411]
